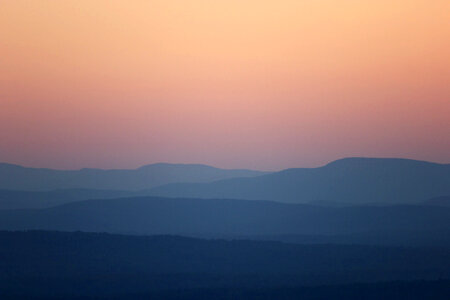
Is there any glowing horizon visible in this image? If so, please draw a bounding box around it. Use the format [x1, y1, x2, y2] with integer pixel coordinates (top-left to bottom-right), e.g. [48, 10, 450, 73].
[1, 0, 449, 171]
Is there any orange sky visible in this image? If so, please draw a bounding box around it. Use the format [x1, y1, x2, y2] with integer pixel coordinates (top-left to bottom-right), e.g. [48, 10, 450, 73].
[0, 0, 449, 170]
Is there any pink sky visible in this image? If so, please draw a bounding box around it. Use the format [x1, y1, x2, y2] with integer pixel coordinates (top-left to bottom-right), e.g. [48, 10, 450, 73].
[1, 0, 449, 170]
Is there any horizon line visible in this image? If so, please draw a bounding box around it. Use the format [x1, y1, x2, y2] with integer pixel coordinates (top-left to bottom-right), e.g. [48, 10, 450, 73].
[1, 156, 448, 173]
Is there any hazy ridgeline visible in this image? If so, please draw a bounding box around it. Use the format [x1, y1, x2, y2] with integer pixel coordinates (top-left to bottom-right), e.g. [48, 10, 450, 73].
[0, 157, 449, 298]
[1, 158, 449, 207]
[0, 197, 450, 247]
[0, 162, 267, 191]
[149, 158, 450, 204]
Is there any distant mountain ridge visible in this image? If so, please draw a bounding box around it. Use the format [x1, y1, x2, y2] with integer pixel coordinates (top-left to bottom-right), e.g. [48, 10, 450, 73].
[149, 157, 450, 204]
[0, 189, 137, 210]
[2, 157, 449, 205]
[0, 162, 267, 191]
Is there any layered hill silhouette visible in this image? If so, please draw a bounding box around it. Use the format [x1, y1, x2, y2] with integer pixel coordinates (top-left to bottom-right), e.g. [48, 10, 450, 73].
[2, 158, 448, 206]
[0, 189, 137, 209]
[0, 163, 266, 191]
[0, 197, 448, 244]
[1, 158, 449, 299]
[0, 230, 448, 298]
[149, 158, 450, 204]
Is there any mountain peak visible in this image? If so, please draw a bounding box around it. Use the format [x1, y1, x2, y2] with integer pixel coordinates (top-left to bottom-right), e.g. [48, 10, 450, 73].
[137, 163, 216, 170]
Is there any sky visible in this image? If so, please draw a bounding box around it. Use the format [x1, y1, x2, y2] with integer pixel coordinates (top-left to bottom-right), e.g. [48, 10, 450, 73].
[0, 0, 449, 171]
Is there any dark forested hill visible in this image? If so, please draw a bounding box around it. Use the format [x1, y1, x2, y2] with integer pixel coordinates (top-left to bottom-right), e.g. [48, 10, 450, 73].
[0, 162, 266, 191]
[0, 231, 449, 299]
[149, 158, 450, 204]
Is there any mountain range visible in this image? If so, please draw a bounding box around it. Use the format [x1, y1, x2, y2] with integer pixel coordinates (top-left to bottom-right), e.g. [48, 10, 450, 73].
[1, 197, 449, 245]
[0, 157, 449, 298]
[0, 158, 449, 209]
[0, 162, 266, 191]
[149, 158, 450, 204]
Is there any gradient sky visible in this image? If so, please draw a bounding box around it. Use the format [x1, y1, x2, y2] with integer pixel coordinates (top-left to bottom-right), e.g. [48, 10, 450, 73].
[1, 0, 449, 170]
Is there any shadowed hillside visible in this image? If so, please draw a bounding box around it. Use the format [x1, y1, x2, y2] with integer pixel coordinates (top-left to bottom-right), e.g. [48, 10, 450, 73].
[0, 197, 449, 245]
